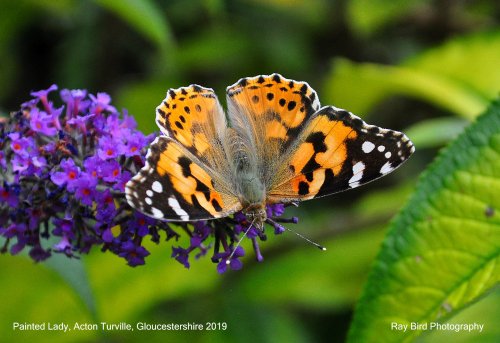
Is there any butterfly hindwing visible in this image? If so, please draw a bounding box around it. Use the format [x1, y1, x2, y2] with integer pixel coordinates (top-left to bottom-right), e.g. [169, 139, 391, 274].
[125, 136, 241, 221]
[268, 106, 415, 202]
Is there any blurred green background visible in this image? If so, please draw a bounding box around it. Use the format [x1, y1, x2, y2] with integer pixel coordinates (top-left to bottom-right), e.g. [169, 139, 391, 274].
[1, 0, 499, 342]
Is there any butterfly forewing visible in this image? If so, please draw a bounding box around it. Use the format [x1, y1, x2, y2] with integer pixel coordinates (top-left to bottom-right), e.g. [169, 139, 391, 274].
[226, 74, 321, 186]
[267, 106, 414, 202]
[155, 85, 231, 178]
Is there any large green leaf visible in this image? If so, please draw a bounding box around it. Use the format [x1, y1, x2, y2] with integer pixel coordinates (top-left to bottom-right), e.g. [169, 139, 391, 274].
[324, 31, 500, 119]
[348, 99, 500, 342]
[324, 58, 486, 120]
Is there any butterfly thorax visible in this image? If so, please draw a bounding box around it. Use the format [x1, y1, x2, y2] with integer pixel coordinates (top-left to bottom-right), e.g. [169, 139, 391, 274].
[229, 131, 267, 226]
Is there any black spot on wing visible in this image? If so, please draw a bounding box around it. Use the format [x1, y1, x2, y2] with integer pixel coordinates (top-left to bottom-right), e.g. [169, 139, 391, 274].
[212, 198, 222, 212]
[272, 74, 282, 83]
[192, 85, 203, 92]
[298, 181, 309, 195]
[301, 157, 321, 176]
[178, 156, 191, 177]
[305, 131, 327, 153]
[157, 108, 166, 119]
[316, 168, 343, 198]
[195, 179, 211, 202]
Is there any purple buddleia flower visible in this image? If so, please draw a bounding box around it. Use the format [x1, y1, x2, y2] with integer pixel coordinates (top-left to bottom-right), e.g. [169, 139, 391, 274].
[9, 133, 34, 158]
[118, 241, 150, 266]
[29, 107, 58, 136]
[172, 246, 190, 268]
[214, 246, 245, 274]
[50, 158, 81, 191]
[90, 92, 117, 115]
[97, 136, 123, 160]
[31, 84, 57, 112]
[99, 159, 121, 182]
[0, 186, 19, 207]
[60, 89, 89, 118]
[73, 173, 98, 206]
[0, 84, 297, 272]
[67, 113, 94, 133]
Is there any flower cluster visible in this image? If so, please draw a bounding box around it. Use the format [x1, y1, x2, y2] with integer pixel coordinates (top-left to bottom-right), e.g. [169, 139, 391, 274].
[0, 85, 297, 272]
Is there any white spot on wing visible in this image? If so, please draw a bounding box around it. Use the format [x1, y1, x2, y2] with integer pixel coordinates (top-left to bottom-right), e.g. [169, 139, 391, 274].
[362, 141, 375, 153]
[385, 151, 392, 158]
[378, 145, 385, 152]
[152, 181, 163, 193]
[151, 207, 164, 218]
[145, 197, 152, 205]
[146, 190, 153, 197]
[168, 197, 190, 221]
[349, 161, 365, 187]
[380, 161, 394, 174]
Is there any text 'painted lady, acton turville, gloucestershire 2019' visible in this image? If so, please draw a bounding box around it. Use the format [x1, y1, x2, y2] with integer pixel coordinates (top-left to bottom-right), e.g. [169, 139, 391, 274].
[125, 74, 414, 239]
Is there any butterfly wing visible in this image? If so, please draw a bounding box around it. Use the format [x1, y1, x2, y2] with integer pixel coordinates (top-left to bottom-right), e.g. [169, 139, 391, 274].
[267, 106, 415, 202]
[126, 136, 242, 221]
[126, 85, 241, 221]
[226, 74, 321, 186]
[155, 84, 231, 175]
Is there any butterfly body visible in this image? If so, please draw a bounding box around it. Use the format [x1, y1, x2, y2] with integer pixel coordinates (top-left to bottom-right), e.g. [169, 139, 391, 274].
[228, 130, 268, 226]
[125, 74, 414, 225]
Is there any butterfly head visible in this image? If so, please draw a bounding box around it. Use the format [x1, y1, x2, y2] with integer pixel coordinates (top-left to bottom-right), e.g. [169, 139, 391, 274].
[242, 203, 267, 230]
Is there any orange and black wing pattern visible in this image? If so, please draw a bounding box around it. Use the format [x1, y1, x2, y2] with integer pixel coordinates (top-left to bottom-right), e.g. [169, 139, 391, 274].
[126, 136, 241, 221]
[226, 74, 322, 184]
[268, 106, 414, 202]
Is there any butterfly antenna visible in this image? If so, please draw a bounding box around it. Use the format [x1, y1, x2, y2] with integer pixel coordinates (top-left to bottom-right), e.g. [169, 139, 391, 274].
[267, 218, 326, 251]
[226, 217, 257, 265]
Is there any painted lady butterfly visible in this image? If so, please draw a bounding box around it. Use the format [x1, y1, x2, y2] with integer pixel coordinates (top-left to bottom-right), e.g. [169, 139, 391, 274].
[125, 74, 414, 230]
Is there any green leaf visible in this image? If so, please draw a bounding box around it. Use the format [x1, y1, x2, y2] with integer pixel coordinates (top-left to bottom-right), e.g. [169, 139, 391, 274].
[404, 117, 469, 149]
[348, 99, 500, 342]
[0, 234, 98, 323]
[347, 0, 425, 36]
[0, 256, 96, 343]
[421, 288, 500, 343]
[92, 0, 174, 51]
[324, 31, 500, 118]
[405, 31, 500, 100]
[44, 254, 98, 321]
[324, 58, 487, 120]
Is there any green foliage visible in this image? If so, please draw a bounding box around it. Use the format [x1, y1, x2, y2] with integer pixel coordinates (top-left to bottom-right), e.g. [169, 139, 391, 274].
[348, 100, 500, 342]
[404, 117, 468, 150]
[324, 32, 500, 119]
[347, 0, 425, 36]
[92, 0, 174, 52]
